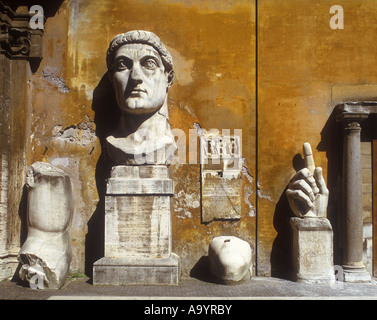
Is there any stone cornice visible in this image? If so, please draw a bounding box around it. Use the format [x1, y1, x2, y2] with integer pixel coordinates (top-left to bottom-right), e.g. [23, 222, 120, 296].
[335, 102, 377, 124]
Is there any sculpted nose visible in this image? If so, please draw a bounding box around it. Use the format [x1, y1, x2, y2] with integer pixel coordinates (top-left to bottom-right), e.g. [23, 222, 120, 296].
[130, 64, 143, 83]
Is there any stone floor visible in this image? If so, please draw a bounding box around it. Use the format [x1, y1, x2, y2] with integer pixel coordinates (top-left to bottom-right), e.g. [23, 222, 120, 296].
[1, 276, 377, 300]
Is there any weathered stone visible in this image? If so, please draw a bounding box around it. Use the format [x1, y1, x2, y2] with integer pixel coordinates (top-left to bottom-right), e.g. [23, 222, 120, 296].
[290, 217, 335, 284]
[208, 236, 252, 283]
[93, 165, 180, 285]
[337, 108, 371, 282]
[200, 133, 242, 223]
[94, 253, 180, 286]
[93, 31, 180, 285]
[17, 162, 73, 289]
[105, 30, 177, 166]
[286, 143, 329, 219]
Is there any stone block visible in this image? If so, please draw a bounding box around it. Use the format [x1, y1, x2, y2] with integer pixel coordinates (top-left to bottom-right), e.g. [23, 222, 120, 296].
[93, 253, 180, 286]
[290, 217, 335, 284]
[94, 165, 180, 285]
[105, 195, 171, 258]
[200, 133, 242, 223]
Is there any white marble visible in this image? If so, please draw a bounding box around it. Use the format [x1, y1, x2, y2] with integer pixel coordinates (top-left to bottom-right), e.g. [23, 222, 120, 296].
[105, 31, 177, 165]
[208, 236, 252, 283]
[286, 142, 329, 218]
[17, 162, 73, 289]
[93, 31, 180, 286]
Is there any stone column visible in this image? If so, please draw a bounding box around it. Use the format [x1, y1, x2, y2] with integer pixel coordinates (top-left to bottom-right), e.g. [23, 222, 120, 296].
[339, 115, 371, 282]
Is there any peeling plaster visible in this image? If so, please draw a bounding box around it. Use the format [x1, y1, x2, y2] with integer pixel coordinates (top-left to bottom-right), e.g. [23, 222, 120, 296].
[244, 185, 255, 216]
[41, 70, 70, 93]
[51, 157, 70, 168]
[242, 163, 254, 184]
[241, 164, 255, 216]
[175, 190, 200, 219]
[52, 116, 96, 146]
[257, 180, 273, 201]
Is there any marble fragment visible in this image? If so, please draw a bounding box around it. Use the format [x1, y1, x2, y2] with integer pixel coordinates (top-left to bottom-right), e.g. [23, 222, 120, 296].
[18, 162, 73, 289]
[208, 236, 252, 283]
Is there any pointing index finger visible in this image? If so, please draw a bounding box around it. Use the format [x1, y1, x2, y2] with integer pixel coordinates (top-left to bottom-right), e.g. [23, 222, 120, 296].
[303, 142, 315, 175]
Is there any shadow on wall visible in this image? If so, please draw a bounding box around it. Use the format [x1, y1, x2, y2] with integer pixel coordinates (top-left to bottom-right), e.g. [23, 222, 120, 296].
[270, 155, 305, 280]
[12, 185, 29, 282]
[317, 108, 344, 267]
[85, 73, 121, 281]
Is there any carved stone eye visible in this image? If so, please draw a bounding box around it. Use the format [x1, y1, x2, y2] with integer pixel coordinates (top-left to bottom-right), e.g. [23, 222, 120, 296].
[143, 58, 158, 70]
[115, 59, 131, 71]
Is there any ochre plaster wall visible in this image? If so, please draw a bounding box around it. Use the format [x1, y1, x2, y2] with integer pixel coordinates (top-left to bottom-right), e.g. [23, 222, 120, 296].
[29, 0, 256, 277]
[30, 0, 377, 279]
[258, 0, 377, 276]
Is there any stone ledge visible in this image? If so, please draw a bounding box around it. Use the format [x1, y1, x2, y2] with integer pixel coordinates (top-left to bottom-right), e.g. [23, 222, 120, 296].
[290, 217, 333, 231]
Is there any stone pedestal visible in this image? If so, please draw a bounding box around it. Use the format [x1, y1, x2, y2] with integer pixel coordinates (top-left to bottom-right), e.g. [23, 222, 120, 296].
[290, 217, 335, 284]
[93, 165, 180, 285]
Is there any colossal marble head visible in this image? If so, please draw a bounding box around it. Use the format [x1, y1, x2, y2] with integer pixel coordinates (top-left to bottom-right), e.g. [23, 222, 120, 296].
[106, 30, 175, 115]
[105, 31, 177, 165]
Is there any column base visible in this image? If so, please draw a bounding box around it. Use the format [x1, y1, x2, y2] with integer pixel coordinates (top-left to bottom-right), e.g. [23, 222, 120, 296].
[342, 264, 371, 283]
[93, 253, 180, 286]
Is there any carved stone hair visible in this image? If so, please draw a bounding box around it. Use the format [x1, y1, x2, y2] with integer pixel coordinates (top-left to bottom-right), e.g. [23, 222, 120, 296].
[106, 30, 174, 84]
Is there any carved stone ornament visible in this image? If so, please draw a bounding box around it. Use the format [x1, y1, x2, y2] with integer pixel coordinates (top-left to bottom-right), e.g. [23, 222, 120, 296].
[0, 2, 43, 60]
[5, 28, 31, 55]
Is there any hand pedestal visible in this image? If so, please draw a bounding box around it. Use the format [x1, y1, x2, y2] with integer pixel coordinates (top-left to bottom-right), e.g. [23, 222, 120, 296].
[290, 217, 335, 284]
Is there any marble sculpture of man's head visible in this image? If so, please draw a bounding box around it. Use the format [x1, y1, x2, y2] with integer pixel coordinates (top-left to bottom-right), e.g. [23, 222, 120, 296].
[106, 30, 174, 115]
[105, 30, 177, 165]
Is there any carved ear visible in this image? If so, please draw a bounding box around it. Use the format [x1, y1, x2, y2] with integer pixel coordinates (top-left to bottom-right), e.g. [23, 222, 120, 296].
[167, 69, 175, 88]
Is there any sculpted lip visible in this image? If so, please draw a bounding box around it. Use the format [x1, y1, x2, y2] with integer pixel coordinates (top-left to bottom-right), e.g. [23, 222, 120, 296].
[132, 88, 146, 92]
[129, 88, 147, 97]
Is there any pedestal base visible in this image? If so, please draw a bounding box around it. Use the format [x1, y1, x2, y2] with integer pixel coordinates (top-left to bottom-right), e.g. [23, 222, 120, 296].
[93, 253, 180, 286]
[290, 217, 335, 284]
[342, 264, 371, 283]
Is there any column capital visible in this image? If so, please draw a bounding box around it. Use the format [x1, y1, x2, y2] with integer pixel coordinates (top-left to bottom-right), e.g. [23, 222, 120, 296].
[336, 111, 368, 126]
[335, 102, 375, 126]
[342, 120, 362, 135]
